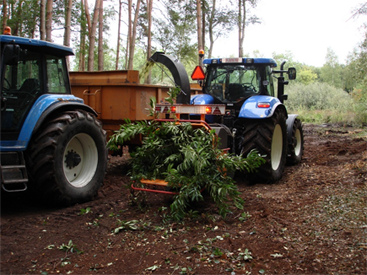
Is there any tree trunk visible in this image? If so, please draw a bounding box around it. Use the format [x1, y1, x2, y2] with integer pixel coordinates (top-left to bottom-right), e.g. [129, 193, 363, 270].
[145, 0, 153, 83]
[125, 0, 132, 70]
[84, 0, 92, 69]
[196, 0, 203, 66]
[40, 0, 46, 40]
[79, 0, 86, 71]
[31, 16, 36, 37]
[64, 0, 72, 47]
[84, 0, 92, 34]
[13, 0, 23, 36]
[201, 0, 205, 56]
[87, 0, 101, 71]
[98, 0, 103, 71]
[46, 0, 53, 41]
[238, 0, 246, 57]
[115, 0, 122, 70]
[2, 0, 7, 33]
[208, 0, 216, 58]
[128, 0, 141, 70]
[64, 0, 73, 69]
[79, 31, 86, 71]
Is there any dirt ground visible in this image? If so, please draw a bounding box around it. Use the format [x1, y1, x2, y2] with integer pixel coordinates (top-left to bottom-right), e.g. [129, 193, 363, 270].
[1, 124, 366, 275]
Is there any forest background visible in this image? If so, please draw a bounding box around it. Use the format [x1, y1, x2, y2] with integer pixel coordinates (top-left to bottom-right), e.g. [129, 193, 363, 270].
[1, 0, 366, 126]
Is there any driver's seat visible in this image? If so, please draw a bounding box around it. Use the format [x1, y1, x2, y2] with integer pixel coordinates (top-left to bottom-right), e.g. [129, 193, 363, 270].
[227, 83, 243, 101]
[20, 78, 39, 92]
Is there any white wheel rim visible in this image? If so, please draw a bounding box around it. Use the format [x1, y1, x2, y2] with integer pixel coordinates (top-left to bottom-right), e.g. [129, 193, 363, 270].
[63, 133, 98, 188]
[294, 129, 302, 156]
[271, 124, 283, 171]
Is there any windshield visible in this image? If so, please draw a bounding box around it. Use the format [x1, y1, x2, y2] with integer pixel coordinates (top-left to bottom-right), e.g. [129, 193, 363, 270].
[205, 65, 261, 103]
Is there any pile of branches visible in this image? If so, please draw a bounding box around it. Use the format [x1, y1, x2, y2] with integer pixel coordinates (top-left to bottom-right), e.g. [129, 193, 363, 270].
[108, 119, 264, 220]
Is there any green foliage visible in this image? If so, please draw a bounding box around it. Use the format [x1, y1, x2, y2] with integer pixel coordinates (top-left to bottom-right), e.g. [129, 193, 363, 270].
[286, 82, 367, 126]
[165, 86, 181, 105]
[286, 82, 353, 111]
[297, 68, 318, 85]
[239, 248, 253, 261]
[319, 48, 346, 90]
[203, 0, 238, 58]
[272, 51, 300, 69]
[272, 51, 320, 86]
[78, 207, 91, 215]
[151, 0, 197, 69]
[350, 88, 367, 124]
[113, 219, 140, 234]
[346, 26, 367, 92]
[58, 240, 83, 254]
[108, 120, 264, 220]
[238, 211, 251, 221]
[137, 48, 192, 87]
[271, 37, 366, 125]
[3, 0, 39, 38]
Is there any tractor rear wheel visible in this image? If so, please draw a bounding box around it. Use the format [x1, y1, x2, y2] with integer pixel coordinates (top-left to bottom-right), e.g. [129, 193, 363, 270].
[26, 110, 107, 205]
[287, 118, 304, 164]
[239, 108, 287, 182]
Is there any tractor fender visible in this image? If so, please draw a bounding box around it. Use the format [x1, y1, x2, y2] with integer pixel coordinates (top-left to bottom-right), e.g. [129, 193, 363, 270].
[286, 114, 299, 144]
[150, 52, 191, 104]
[238, 95, 285, 119]
[18, 94, 97, 149]
[190, 94, 215, 122]
[191, 94, 214, 105]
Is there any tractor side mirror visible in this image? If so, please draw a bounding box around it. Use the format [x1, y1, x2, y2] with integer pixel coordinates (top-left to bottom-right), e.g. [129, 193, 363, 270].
[288, 67, 296, 80]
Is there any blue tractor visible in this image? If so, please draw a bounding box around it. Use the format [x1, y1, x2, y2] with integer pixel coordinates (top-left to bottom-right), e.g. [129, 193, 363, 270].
[0, 32, 107, 205]
[152, 52, 304, 182]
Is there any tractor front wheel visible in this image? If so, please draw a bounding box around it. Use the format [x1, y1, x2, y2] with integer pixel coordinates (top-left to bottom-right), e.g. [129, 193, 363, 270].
[26, 110, 107, 205]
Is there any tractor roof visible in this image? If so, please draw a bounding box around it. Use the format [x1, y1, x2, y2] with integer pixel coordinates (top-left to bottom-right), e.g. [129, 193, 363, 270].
[203, 57, 277, 68]
[0, 35, 74, 57]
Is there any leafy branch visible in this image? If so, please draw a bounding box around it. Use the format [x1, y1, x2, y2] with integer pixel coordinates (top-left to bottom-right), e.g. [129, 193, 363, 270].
[108, 120, 264, 220]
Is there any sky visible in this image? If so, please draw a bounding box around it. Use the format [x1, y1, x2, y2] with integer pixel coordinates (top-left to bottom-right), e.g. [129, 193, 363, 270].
[212, 0, 366, 67]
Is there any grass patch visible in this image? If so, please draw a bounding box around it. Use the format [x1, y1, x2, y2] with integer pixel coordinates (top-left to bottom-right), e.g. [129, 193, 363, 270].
[288, 109, 363, 126]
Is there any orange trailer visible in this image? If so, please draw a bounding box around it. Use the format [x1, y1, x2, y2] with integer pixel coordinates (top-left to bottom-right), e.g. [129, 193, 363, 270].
[69, 70, 172, 140]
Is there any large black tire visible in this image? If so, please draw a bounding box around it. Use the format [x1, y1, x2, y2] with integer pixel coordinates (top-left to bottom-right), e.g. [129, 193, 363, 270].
[26, 110, 107, 205]
[238, 108, 288, 182]
[287, 118, 304, 165]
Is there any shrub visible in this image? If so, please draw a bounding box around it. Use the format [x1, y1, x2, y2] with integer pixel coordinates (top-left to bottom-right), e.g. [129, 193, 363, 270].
[350, 88, 367, 125]
[285, 82, 366, 126]
[286, 82, 353, 111]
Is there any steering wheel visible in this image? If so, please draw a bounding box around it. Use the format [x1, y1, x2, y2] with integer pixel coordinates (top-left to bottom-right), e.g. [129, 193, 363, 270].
[241, 83, 256, 92]
[2, 78, 11, 91]
[27, 86, 41, 98]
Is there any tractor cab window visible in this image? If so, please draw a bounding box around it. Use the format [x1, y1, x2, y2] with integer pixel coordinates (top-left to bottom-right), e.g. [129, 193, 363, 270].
[46, 55, 69, 94]
[4, 49, 42, 93]
[265, 65, 275, 97]
[1, 48, 43, 133]
[205, 65, 261, 103]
